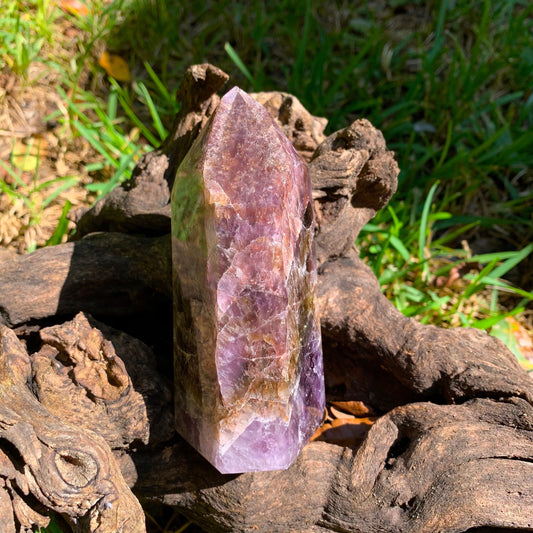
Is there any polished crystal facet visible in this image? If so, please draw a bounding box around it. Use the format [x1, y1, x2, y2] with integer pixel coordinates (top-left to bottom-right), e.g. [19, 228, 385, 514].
[171, 87, 325, 474]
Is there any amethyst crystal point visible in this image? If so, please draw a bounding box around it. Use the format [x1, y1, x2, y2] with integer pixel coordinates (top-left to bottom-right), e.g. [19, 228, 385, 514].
[171, 86, 325, 474]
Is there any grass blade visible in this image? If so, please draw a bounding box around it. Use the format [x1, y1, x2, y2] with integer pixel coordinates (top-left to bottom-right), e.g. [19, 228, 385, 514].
[41, 177, 79, 208]
[224, 42, 254, 87]
[45, 200, 72, 246]
[143, 60, 172, 102]
[490, 243, 533, 279]
[418, 180, 440, 279]
[135, 81, 167, 141]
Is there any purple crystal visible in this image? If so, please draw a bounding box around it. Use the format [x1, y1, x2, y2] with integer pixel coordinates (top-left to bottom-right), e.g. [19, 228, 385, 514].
[171, 87, 325, 474]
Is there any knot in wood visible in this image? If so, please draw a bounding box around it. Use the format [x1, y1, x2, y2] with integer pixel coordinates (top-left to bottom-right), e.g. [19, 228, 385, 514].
[54, 449, 98, 488]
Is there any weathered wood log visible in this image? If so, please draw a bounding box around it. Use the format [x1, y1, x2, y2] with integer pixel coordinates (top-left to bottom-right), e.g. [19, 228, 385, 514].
[0, 63, 532, 532]
[318, 250, 533, 409]
[131, 397, 533, 532]
[0, 325, 146, 533]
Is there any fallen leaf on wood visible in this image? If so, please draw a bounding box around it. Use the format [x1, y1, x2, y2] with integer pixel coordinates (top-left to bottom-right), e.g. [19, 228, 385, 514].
[329, 405, 356, 420]
[311, 417, 376, 447]
[329, 400, 376, 417]
[98, 51, 131, 82]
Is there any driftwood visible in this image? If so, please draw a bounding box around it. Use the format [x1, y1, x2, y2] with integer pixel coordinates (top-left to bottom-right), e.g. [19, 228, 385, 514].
[0, 63, 532, 532]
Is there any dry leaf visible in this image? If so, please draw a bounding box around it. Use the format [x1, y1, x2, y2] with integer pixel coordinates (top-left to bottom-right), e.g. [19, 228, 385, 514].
[329, 405, 356, 420]
[98, 51, 131, 82]
[311, 417, 376, 447]
[329, 400, 375, 417]
[58, 0, 90, 16]
[11, 138, 48, 172]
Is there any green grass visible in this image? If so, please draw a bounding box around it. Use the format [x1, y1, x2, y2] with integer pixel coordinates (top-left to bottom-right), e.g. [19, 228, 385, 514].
[2, 0, 533, 529]
[98, 0, 533, 228]
[2, 0, 531, 337]
[89, 0, 533, 348]
[0, 0, 57, 75]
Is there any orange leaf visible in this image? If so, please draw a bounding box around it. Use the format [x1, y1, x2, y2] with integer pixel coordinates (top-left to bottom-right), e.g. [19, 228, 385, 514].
[98, 51, 131, 82]
[311, 417, 376, 447]
[329, 400, 375, 417]
[59, 0, 89, 16]
[329, 405, 356, 420]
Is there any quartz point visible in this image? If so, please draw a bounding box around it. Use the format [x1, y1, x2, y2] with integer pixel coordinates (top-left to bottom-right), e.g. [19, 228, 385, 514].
[171, 86, 325, 474]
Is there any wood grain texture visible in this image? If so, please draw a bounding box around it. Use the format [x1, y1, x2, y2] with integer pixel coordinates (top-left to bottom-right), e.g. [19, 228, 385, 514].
[0, 326, 145, 532]
[131, 399, 533, 532]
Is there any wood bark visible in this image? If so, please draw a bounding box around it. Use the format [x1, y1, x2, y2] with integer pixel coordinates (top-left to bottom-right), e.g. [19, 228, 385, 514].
[0, 63, 531, 532]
